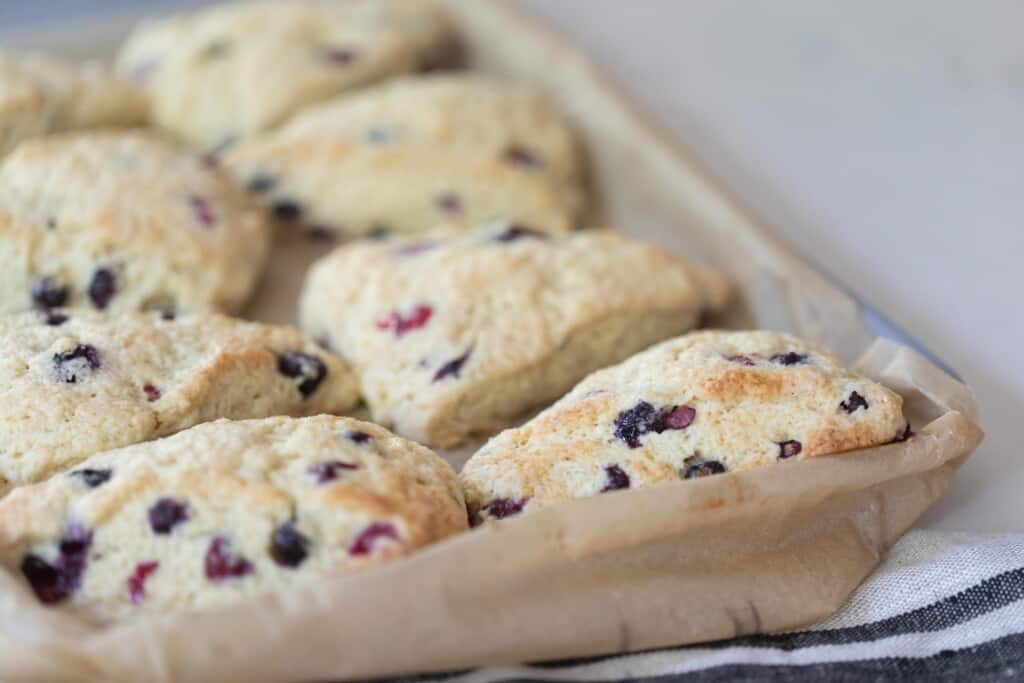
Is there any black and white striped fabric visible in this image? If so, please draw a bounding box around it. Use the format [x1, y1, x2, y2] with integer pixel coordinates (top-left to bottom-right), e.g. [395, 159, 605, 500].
[402, 531, 1024, 682]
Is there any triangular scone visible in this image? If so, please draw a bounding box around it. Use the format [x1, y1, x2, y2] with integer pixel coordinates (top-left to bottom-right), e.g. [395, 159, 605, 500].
[460, 330, 909, 522]
[0, 132, 270, 316]
[0, 311, 360, 491]
[0, 416, 466, 621]
[271, 75, 582, 193]
[116, 0, 455, 149]
[227, 143, 578, 238]
[226, 74, 586, 236]
[0, 51, 147, 157]
[299, 226, 731, 448]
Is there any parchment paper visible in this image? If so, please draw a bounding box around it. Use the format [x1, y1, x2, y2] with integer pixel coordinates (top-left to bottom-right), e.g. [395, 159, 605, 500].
[0, 2, 983, 681]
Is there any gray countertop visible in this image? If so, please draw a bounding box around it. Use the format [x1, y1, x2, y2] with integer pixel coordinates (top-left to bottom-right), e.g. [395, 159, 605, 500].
[2, 0, 1021, 532]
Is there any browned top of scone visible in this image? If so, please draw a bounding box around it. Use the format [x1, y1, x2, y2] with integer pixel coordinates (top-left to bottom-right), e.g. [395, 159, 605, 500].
[460, 330, 908, 521]
[0, 131, 270, 315]
[0, 416, 466, 620]
[0, 310, 359, 490]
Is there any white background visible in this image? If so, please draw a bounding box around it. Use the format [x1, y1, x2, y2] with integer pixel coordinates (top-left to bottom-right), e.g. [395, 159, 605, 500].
[2, 1, 1021, 531]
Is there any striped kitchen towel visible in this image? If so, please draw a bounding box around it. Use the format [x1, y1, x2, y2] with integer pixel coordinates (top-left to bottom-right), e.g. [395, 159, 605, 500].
[401, 530, 1024, 682]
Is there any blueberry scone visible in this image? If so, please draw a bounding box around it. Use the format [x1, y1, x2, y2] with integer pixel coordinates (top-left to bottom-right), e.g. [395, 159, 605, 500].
[299, 226, 730, 447]
[116, 0, 455, 149]
[0, 415, 466, 620]
[226, 74, 585, 237]
[460, 330, 910, 522]
[0, 310, 359, 492]
[0, 51, 147, 157]
[0, 132, 270, 316]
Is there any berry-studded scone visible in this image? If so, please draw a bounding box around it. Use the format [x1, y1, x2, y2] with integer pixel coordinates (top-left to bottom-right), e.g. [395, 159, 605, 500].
[0, 51, 147, 157]
[225, 74, 585, 237]
[0, 416, 466, 621]
[0, 132, 270, 316]
[0, 310, 359, 493]
[299, 226, 731, 447]
[460, 330, 910, 523]
[115, 0, 456, 150]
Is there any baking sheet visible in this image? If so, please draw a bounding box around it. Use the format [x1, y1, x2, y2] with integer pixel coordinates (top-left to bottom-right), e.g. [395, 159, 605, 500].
[0, 1, 983, 681]
[0, 343, 982, 682]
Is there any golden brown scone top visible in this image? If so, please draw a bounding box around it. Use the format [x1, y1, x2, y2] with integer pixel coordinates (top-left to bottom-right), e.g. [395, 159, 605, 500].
[461, 330, 908, 522]
[0, 310, 359, 491]
[0, 416, 466, 620]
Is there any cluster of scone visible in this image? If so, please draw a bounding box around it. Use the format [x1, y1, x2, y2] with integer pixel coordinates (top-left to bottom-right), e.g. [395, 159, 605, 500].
[0, 0, 908, 622]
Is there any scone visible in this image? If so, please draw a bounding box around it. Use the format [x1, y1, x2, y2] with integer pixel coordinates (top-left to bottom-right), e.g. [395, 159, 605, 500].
[0, 310, 360, 492]
[116, 0, 456, 149]
[0, 51, 147, 157]
[299, 226, 731, 447]
[0, 131, 270, 316]
[460, 330, 910, 522]
[0, 416, 466, 621]
[225, 74, 585, 237]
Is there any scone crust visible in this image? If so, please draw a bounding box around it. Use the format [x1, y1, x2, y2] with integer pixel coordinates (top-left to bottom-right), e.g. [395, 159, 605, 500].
[274, 74, 581, 187]
[227, 140, 578, 237]
[0, 310, 359, 490]
[116, 0, 455, 147]
[0, 416, 466, 620]
[0, 51, 146, 157]
[300, 227, 730, 447]
[0, 131, 270, 315]
[225, 74, 586, 235]
[460, 330, 908, 521]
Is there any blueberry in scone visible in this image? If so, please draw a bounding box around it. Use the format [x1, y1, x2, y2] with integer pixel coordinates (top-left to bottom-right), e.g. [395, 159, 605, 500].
[268, 74, 582, 192]
[0, 50, 146, 157]
[0, 310, 360, 492]
[115, 0, 456, 149]
[460, 330, 910, 523]
[299, 225, 731, 447]
[0, 131, 270, 316]
[0, 416, 466, 620]
[225, 74, 586, 237]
